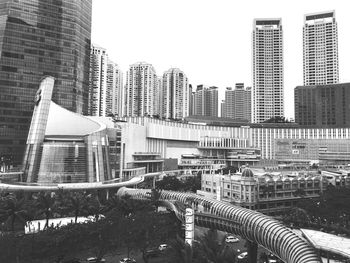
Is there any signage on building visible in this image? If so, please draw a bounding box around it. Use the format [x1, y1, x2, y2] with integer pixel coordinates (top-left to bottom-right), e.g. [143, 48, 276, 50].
[185, 208, 194, 246]
[292, 149, 299, 154]
[216, 186, 221, 201]
[34, 89, 42, 105]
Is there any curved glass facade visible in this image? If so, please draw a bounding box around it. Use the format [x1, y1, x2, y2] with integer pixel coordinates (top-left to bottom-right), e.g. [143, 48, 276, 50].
[23, 77, 122, 184]
[37, 141, 87, 184]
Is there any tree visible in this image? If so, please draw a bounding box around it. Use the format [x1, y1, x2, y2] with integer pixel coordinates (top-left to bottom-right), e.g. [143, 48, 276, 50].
[182, 175, 202, 193]
[156, 175, 201, 193]
[60, 192, 89, 223]
[196, 229, 236, 263]
[282, 207, 310, 227]
[166, 236, 194, 263]
[156, 176, 183, 191]
[0, 195, 30, 231]
[34, 192, 58, 229]
[263, 116, 291, 123]
[85, 194, 106, 221]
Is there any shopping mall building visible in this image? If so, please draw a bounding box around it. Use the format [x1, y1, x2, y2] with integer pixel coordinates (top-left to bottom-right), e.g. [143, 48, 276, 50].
[22, 77, 350, 184]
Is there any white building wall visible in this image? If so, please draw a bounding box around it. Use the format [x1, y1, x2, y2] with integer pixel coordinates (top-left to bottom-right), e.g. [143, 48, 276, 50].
[120, 122, 147, 165]
[119, 117, 350, 162]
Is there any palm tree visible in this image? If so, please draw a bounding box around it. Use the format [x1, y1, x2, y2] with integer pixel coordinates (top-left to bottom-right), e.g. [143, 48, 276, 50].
[34, 192, 58, 229]
[0, 195, 29, 231]
[86, 195, 106, 221]
[66, 192, 88, 223]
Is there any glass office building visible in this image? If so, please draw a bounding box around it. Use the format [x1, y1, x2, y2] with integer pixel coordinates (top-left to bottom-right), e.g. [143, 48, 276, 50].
[23, 77, 121, 184]
[0, 0, 92, 165]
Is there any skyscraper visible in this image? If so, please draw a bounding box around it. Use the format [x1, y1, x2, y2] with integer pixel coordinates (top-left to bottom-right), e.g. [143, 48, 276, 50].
[90, 45, 108, 116]
[89, 44, 123, 117]
[107, 61, 123, 117]
[0, 0, 92, 164]
[188, 84, 193, 116]
[303, 11, 339, 86]
[252, 19, 284, 123]
[193, 85, 218, 117]
[224, 84, 251, 121]
[124, 62, 159, 117]
[162, 68, 189, 119]
[221, 100, 226, 118]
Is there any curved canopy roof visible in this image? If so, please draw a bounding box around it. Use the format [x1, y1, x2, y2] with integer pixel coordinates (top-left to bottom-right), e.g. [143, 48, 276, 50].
[45, 102, 103, 137]
[301, 229, 350, 258]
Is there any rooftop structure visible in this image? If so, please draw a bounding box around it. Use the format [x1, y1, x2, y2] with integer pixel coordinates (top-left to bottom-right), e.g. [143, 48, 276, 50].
[301, 229, 350, 259]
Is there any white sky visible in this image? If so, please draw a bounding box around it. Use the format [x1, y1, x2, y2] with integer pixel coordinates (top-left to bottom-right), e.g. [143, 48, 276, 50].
[91, 0, 350, 119]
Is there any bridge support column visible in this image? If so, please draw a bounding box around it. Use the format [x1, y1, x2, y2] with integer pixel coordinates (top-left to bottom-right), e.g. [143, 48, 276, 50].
[247, 241, 258, 263]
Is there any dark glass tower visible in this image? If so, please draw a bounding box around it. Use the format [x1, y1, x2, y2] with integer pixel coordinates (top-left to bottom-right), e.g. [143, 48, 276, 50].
[0, 0, 92, 165]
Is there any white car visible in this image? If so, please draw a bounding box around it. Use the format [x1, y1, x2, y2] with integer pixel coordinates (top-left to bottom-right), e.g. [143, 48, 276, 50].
[158, 244, 168, 251]
[225, 235, 239, 243]
[86, 257, 106, 263]
[237, 252, 248, 260]
[119, 258, 136, 263]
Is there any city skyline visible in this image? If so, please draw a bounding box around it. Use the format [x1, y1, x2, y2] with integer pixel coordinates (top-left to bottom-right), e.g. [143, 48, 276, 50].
[91, 0, 350, 118]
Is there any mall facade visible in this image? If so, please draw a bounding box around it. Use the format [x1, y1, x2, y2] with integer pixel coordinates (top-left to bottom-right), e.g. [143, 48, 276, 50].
[22, 77, 350, 184]
[23, 77, 121, 184]
[119, 117, 350, 166]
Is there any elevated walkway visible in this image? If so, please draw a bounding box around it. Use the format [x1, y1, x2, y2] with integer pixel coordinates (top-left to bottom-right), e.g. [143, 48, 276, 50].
[117, 188, 322, 263]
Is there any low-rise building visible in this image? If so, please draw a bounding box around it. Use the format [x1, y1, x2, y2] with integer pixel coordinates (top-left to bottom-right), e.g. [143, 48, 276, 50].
[197, 168, 330, 215]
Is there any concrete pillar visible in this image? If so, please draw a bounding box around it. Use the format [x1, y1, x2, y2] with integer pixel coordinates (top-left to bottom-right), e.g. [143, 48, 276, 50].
[247, 241, 258, 263]
[152, 176, 156, 189]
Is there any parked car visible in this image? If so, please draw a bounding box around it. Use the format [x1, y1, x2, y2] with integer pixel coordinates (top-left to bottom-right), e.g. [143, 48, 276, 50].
[119, 258, 136, 263]
[225, 235, 239, 243]
[237, 251, 248, 260]
[86, 257, 106, 263]
[158, 244, 168, 251]
[267, 253, 281, 263]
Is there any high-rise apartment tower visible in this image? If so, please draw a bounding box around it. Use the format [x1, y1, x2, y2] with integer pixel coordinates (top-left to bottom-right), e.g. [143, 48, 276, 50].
[89, 45, 123, 117]
[124, 62, 159, 117]
[252, 19, 284, 123]
[224, 84, 251, 121]
[303, 11, 339, 86]
[193, 85, 218, 117]
[162, 68, 189, 119]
